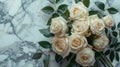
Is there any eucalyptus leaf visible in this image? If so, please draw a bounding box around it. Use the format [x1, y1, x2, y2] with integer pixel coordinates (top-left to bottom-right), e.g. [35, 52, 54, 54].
[55, 54, 63, 63]
[38, 41, 51, 48]
[107, 7, 118, 14]
[89, 10, 99, 16]
[32, 53, 42, 59]
[42, 6, 54, 14]
[110, 51, 114, 62]
[39, 28, 51, 37]
[116, 53, 119, 62]
[105, 50, 110, 55]
[58, 4, 68, 13]
[117, 22, 120, 28]
[43, 55, 50, 67]
[83, 0, 90, 7]
[75, 0, 81, 3]
[112, 31, 118, 37]
[95, 2, 105, 10]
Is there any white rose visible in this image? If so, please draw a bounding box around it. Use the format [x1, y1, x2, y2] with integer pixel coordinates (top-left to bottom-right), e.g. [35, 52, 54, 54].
[69, 33, 88, 53]
[52, 36, 70, 58]
[76, 47, 95, 66]
[93, 34, 109, 52]
[50, 17, 68, 37]
[102, 14, 114, 28]
[89, 15, 105, 35]
[71, 20, 89, 35]
[70, 2, 88, 20]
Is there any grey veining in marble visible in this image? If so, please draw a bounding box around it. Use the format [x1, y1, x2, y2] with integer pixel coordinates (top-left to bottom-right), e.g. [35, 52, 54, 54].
[0, 0, 120, 67]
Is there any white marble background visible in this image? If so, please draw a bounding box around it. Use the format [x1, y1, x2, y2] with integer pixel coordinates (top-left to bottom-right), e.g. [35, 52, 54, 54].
[0, 0, 120, 67]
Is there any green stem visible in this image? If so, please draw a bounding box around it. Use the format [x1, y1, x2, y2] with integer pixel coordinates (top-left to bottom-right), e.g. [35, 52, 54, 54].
[99, 58, 107, 67]
[101, 53, 114, 67]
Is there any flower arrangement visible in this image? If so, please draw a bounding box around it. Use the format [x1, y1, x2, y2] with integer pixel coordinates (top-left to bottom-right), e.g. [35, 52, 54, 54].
[32, 0, 120, 67]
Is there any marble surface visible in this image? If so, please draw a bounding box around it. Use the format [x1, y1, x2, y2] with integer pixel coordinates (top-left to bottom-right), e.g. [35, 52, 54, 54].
[0, 0, 120, 67]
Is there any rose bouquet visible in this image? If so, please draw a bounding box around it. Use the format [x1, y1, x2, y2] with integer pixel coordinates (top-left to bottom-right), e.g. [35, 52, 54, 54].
[32, 0, 120, 67]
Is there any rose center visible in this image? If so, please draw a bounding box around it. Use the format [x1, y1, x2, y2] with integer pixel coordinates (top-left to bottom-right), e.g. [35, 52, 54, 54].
[80, 54, 89, 60]
[97, 22, 102, 29]
[52, 23, 62, 33]
[55, 41, 65, 52]
[72, 38, 83, 47]
[73, 8, 79, 15]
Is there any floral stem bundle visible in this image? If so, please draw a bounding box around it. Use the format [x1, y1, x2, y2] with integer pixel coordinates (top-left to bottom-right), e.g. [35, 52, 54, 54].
[32, 0, 120, 67]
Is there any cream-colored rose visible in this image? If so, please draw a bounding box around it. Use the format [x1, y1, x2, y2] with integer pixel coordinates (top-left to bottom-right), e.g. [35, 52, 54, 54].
[69, 33, 88, 53]
[102, 14, 114, 28]
[52, 36, 70, 58]
[89, 15, 105, 35]
[50, 17, 67, 37]
[76, 47, 95, 66]
[93, 34, 109, 52]
[69, 2, 88, 20]
[71, 20, 89, 35]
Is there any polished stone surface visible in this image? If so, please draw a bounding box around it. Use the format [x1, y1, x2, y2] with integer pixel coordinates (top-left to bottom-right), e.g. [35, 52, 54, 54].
[0, 0, 120, 67]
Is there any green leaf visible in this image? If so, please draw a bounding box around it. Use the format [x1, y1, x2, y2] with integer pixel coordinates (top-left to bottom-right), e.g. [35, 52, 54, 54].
[47, 13, 59, 25]
[95, 52, 101, 58]
[107, 7, 118, 14]
[115, 42, 120, 48]
[66, 60, 77, 67]
[52, 13, 59, 18]
[116, 48, 120, 52]
[55, 54, 63, 63]
[56, 0, 64, 3]
[58, 4, 68, 13]
[47, 0, 63, 4]
[116, 53, 119, 62]
[89, 10, 99, 16]
[94, 62, 99, 67]
[111, 24, 116, 30]
[75, 0, 81, 3]
[110, 38, 118, 48]
[39, 28, 51, 37]
[112, 31, 118, 37]
[111, 38, 118, 45]
[105, 28, 108, 34]
[66, 53, 77, 67]
[38, 41, 51, 48]
[32, 53, 42, 59]
[56, 0, 59, 3]
[117, 22, 120, 28]
[105, 50, 110, 55]
[47, 18, 52, 25]
[62, 9, 70, 20]
[95, 2, 105, 11]
[42, 6, 54, 14]
[110, 51, 114, 62]
[83, 0, 90, 7]
[43, 55, 50, 67]
[47, 0, 55, 4]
